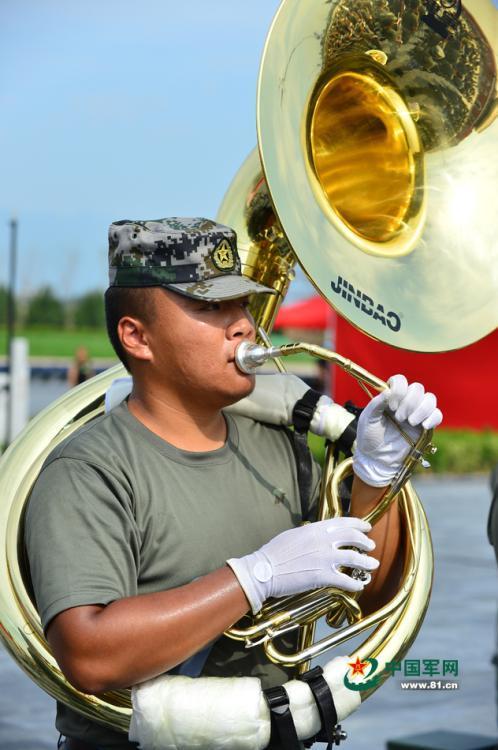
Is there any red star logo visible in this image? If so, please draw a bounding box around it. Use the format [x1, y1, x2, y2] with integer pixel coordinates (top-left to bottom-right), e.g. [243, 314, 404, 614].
[348, 657, 369, 677]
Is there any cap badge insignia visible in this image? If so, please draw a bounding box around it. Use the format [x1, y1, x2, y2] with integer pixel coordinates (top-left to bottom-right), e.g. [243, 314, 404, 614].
[212, 239, 235, 272]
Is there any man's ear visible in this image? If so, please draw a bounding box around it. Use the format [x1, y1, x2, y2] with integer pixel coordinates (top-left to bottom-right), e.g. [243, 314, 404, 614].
[118, 316, 153, 364]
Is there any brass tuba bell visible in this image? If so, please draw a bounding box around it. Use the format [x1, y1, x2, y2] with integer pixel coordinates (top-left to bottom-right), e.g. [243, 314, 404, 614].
[220, 0, 498, 352]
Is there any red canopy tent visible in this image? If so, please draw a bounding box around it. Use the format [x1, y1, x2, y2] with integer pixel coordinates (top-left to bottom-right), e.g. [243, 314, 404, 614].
[334, 318, 498, 429]
[273, 296, 498, 429]
[273, 295, 333, 330]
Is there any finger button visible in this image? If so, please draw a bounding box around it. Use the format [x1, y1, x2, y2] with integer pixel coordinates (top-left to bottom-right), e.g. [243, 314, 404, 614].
[253, 561, 273, 583]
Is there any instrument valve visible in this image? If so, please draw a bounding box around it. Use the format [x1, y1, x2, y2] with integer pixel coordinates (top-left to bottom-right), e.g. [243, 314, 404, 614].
[419, 443, 437, 469]
[419, 442, 437, 469]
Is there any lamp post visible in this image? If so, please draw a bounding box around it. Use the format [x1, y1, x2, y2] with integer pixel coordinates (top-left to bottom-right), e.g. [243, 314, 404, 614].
[6, 217, 18, 444]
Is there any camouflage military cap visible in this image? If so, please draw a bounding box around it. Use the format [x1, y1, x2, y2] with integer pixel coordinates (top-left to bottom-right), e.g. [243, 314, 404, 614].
[108, 217, 275, 301]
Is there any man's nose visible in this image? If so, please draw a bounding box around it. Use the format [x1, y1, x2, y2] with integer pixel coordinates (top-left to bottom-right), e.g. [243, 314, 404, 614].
[226, 303, 255, 340]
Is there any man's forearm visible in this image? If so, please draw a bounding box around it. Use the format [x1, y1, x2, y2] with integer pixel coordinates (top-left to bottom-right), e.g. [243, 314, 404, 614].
[50, 479, 401, 694]
[48, 566, 249, 694]
[349, 475, 403, 614]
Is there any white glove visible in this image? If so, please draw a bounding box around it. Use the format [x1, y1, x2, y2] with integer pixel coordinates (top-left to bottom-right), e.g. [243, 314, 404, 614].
[227, 518, 379, 614]
[353, 374, 443, 488]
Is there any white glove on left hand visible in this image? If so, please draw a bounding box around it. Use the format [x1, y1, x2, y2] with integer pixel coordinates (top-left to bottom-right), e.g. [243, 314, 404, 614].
[353, 374, 443, 487]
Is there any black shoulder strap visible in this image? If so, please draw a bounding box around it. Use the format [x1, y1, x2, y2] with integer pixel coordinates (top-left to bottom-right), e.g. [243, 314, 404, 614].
[285, 388, 322, 520]
[285, 429, 313, 521]
[292, 389, 322, 433]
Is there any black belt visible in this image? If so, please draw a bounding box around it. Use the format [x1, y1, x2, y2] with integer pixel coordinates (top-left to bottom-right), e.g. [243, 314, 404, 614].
[264, 685, 300, 750]
[300, 666, 347, 747]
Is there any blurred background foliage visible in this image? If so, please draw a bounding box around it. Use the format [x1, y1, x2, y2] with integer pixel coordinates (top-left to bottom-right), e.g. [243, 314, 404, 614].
[0, 286, 105, 332]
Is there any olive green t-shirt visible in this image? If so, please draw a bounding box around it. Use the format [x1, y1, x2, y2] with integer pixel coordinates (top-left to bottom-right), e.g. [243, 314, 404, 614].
[25, 401, 320, 750]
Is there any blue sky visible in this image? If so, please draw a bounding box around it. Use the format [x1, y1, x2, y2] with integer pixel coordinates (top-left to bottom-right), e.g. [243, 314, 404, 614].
[2, 2, 497, 300]
[1, 1, 314, 298]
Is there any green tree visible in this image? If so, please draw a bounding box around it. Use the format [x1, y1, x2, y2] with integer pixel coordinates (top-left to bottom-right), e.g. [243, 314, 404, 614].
[26, 286, 65, 327]
[73, 290, 105, 329]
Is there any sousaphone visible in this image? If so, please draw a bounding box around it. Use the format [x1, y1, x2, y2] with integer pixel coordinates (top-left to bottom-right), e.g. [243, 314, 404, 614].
[0, 0, 497, 738]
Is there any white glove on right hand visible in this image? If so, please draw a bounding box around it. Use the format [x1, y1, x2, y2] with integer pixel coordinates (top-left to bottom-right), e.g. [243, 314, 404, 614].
[353, 374, 443, 487]
[227, 518, 379, 614]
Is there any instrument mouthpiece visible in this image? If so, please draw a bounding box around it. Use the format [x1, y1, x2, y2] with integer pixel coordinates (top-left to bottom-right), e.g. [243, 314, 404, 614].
[235, 342, 276, 374]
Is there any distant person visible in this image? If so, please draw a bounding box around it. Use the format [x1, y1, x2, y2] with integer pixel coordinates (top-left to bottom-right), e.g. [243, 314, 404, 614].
[487, 463, 498, 727]
[488, 464, 498, 559]
[67, 346, 93, 387]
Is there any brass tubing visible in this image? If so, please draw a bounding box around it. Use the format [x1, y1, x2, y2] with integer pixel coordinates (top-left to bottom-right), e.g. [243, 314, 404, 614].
[227, 341, 434, 669]
[270, 342, 387, 392]
[263, 488, 419, 666]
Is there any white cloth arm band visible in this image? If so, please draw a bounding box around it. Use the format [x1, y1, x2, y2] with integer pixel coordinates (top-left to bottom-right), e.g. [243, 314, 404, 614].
[129, 656, 360, 750]
[310, 398, 355, 441]
[225, 372, 309, 425]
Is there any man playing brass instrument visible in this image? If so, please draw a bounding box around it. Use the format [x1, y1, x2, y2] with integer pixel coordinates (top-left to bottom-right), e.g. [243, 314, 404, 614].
[25, 218, 442, 750]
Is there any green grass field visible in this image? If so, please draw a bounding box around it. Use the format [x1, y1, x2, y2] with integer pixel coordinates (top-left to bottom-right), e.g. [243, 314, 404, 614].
[0, 327, 116, 358]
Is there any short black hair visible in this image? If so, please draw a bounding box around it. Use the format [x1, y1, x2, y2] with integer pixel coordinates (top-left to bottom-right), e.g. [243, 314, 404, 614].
[104, 287, 157, 372]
